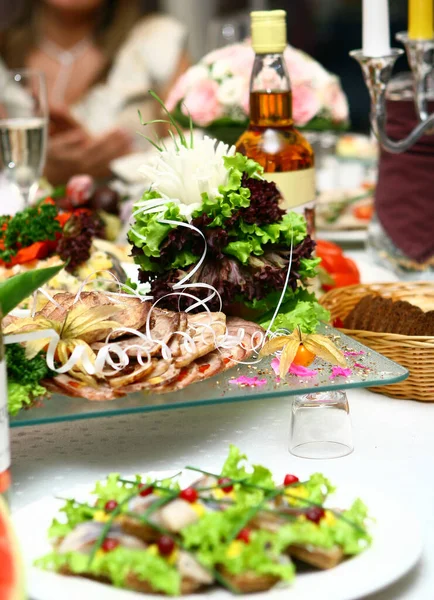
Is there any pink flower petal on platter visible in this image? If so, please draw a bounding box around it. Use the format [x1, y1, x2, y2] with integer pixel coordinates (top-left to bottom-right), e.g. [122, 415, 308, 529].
[354, 362, 370, 370]
[229, 376, 267, 387]
[270, 357, 317, 378]
[344, 350, 366, 356]
[329, 366, 353, 379]
[289, 364, 318, 377]
[271, 357, 280, 376]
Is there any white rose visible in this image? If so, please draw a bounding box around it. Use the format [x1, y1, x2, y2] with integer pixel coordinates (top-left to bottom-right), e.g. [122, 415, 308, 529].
[216, 76, 244, 106]
[186, 65, 209, 86]
[211, 60, 232, 80]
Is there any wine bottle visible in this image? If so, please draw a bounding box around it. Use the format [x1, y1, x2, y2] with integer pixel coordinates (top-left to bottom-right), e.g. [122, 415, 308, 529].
[235, 10, 315, 234]
[0, 323, 11, 505]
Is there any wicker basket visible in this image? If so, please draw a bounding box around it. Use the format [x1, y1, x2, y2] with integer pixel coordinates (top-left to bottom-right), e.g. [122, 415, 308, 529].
[320, 282, 434, 401]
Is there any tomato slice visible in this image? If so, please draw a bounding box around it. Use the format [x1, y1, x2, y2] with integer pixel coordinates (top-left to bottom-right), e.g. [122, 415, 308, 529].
[353, 204, 374, 221]
[323, 271, 360, 291]
[0, 240, 51, 267]
[318, 253, 351, 275]
[343, 257, 360, 280]
[56, 212, 72, 227]
[316, 239, 343, 257]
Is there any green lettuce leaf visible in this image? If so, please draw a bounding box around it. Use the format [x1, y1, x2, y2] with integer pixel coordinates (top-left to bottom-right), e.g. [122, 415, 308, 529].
[92, 473, 141, 508]
[220, 445, 274, 490]
[35, 547, 181, 595]
[194, 530, 294, 582]
[48, 499, 95, 539]
[303, 473, 336, 504]
[223, 212, 309, 264]
[128, 195, 186, 257]
[7, 381, 48, 416]
[276, 499, 371, 556]
[257, 288, 330, 334]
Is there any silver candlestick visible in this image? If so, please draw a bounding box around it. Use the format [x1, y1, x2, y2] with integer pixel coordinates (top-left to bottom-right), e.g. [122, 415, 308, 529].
[350, 32, 434, 153]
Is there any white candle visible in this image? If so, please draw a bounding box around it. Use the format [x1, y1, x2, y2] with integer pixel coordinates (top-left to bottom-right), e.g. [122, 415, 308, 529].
[362, 0, 391, 57]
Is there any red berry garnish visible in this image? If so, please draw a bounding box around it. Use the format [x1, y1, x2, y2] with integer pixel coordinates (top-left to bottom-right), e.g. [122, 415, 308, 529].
[157, 535, 175, 556]
[104, 500, 118, 512]
[306, 507, 325, 524]
[218, 477, 234, 493]
[179, 488, 198, 503]
[236, 528, 251, 543]
[102, 538, 120, 552]
[284, 474, 299, 486]
[139, 484, 153, 497]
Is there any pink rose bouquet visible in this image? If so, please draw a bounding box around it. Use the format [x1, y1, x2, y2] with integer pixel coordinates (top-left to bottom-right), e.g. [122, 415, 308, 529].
[167, 41, 349, 145]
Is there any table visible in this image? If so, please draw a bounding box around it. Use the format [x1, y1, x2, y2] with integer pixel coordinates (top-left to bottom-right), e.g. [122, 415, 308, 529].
[9, 250, 433, 600]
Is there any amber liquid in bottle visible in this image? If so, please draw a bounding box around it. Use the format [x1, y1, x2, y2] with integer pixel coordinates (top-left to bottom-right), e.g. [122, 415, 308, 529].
[236, 47, 316, 235]
[236, 90, 314, 173]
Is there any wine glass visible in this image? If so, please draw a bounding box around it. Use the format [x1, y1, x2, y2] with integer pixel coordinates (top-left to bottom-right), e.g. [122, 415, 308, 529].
[0, 69, 48, 206]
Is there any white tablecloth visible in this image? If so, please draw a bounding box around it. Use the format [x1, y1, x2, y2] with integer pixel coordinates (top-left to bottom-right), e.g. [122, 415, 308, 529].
[9, 251, 433, 600]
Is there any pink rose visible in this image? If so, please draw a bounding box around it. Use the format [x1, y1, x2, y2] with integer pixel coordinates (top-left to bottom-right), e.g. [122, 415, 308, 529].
[322, 81, 349, 123]
[205, 43, 254, 77]
[253, 66, 287, 91]
[182, 79, 223, 126]
[284, 46, 309, 84]
[292, 83, 321, 127]
[241, 86, 250, 115]
[166, 72, 189, 111]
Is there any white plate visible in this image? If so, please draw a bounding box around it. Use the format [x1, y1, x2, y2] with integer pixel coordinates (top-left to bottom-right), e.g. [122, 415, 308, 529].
[318, 229, 368, 244]
[13, 470, 422, 600]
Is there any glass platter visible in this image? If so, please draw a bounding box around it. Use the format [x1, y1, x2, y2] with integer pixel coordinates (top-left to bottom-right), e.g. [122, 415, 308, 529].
[10, 324, 408, 428]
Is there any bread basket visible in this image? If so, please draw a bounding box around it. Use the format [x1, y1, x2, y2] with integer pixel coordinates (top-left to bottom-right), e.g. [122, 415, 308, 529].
[320, 281, 434, 401]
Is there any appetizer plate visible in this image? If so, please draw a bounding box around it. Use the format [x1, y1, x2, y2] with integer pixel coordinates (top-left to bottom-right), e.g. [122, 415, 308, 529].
[317, 229, 368, 245]
[13, 470, 422, 600]
[9, 323, 409, 428]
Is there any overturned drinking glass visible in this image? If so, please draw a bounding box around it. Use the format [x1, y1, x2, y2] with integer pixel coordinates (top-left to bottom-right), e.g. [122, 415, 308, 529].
[289, 391, 353, 459]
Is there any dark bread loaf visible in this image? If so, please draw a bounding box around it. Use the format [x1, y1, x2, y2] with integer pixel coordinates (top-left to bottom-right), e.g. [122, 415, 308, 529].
[343, 295, 434, 336]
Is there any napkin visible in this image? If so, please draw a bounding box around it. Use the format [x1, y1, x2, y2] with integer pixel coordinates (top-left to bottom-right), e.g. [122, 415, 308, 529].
[375, 99, 434, 264]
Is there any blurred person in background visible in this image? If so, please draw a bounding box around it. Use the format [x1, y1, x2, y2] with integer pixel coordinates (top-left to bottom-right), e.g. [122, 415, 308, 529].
[0, 0, 189, 183]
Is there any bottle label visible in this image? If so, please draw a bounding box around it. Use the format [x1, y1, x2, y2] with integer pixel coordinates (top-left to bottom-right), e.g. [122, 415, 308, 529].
[263, 168, 316, 211]
[0, 360, 10, 473]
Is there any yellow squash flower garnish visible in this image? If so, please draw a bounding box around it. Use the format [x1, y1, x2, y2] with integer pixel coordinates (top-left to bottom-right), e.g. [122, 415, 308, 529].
[4, 302, 122, 378]
[93, 510, 111, 523]
[285, 485, 309, 505]
[260, 327, 346, 378]
[226, 541, 243, 558]
[324, 510, 337, 526]
[190, 503, 206, 518]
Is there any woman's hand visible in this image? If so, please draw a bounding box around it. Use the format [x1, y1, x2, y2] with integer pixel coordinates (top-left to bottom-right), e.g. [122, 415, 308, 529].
[45, 125, 133, 185]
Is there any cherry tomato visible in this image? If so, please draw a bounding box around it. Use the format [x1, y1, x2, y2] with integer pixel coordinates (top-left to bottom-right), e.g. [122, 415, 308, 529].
[157, 535, 175, 556]
[353, 204, 374, 221]
[236, 528, 251, 543]
[292, 345, 316, 367]
[283, 474, 299, 486]
[306, 507, 325, 524]
[102, 538, 120, 552]
[179, 488, 198, 503]
[218, 478, 234, 493]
